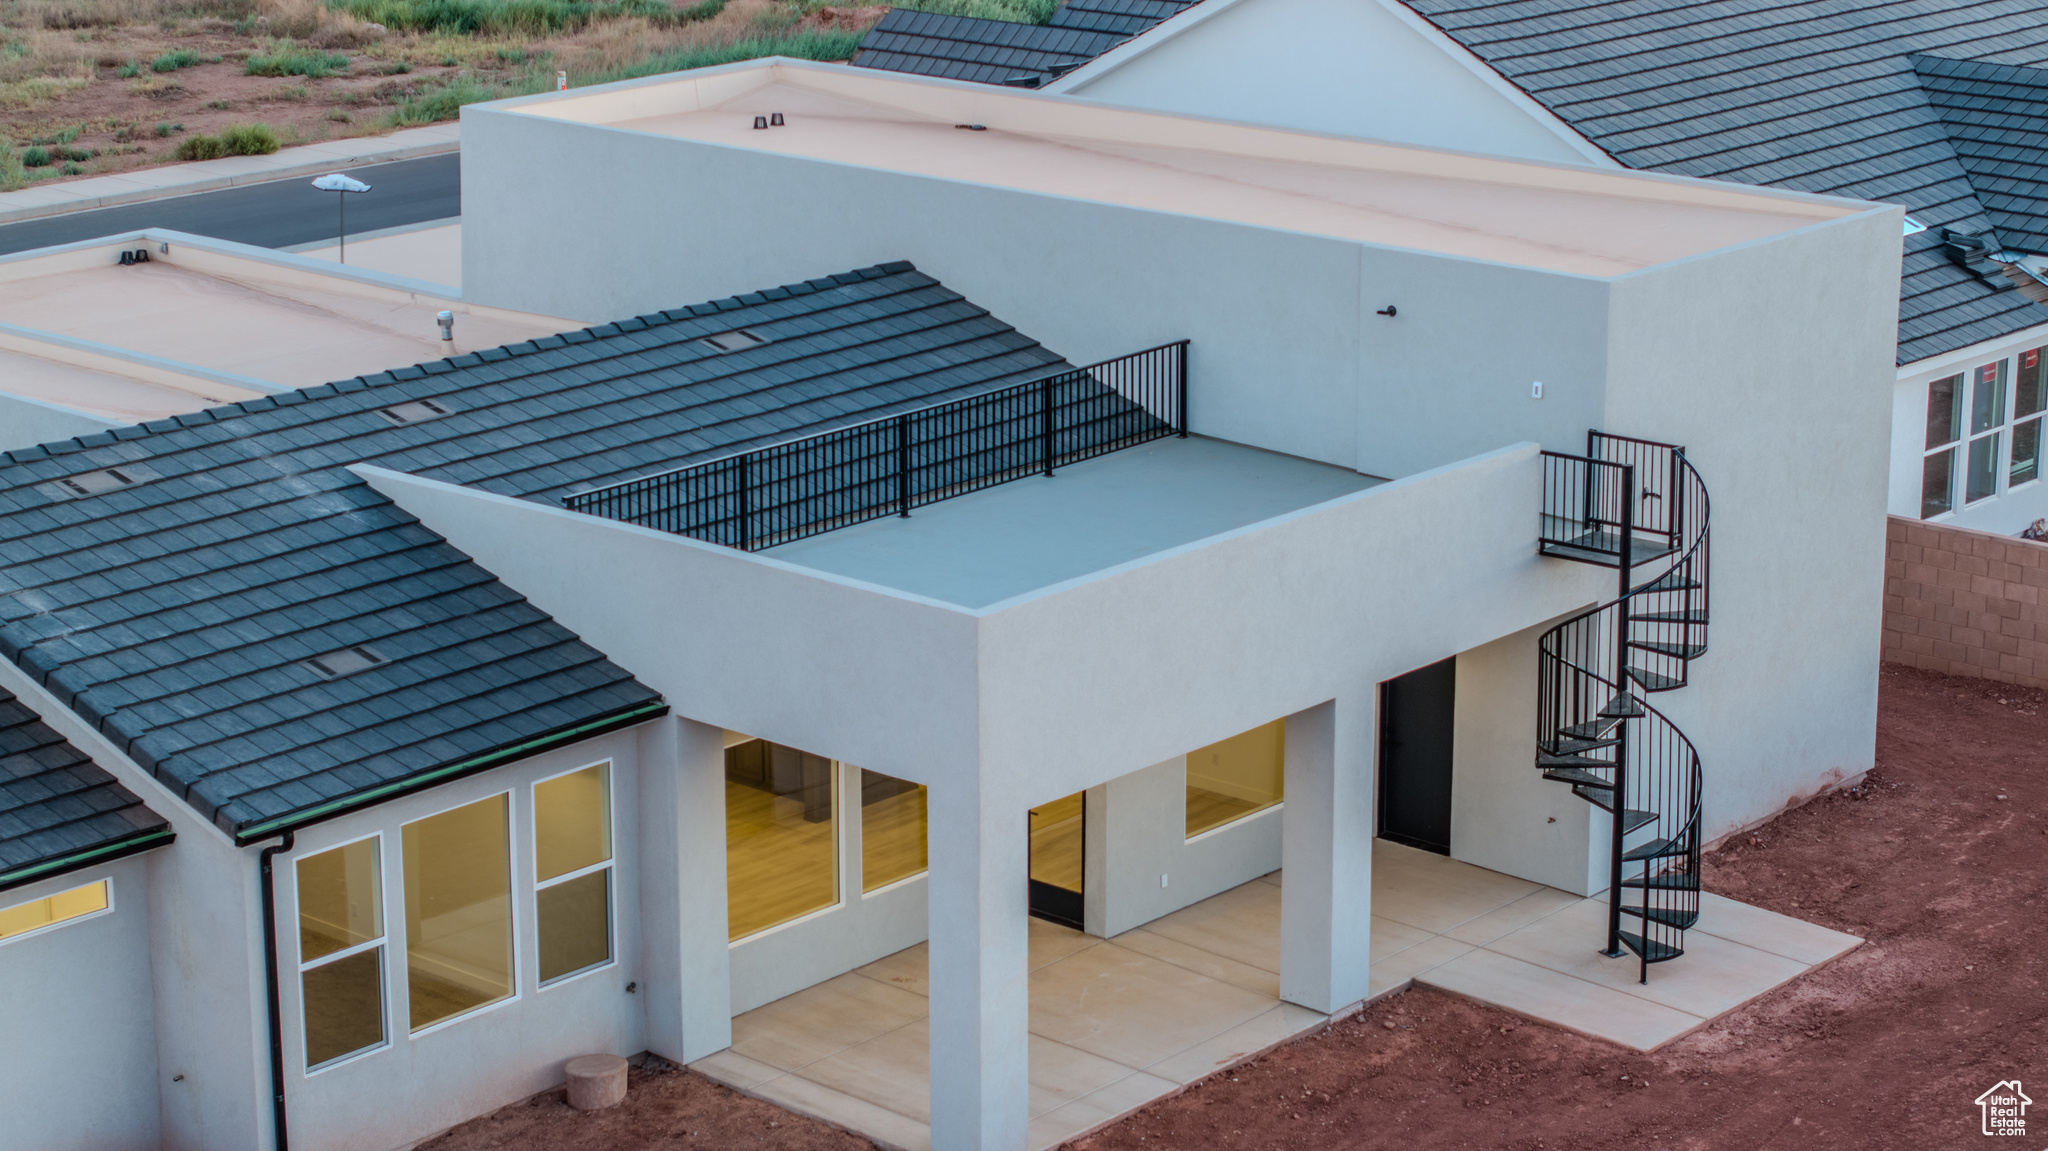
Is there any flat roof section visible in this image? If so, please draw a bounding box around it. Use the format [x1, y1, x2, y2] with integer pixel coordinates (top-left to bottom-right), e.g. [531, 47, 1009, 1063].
[0, 347, 265, 423]
[764, 435, 1383, 608]
[518, 62, 1867, 278]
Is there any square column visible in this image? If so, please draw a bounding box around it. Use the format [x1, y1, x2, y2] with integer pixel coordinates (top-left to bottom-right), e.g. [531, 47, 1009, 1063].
[1280, 695, 1375, 1013]
[637, 715, 732, 1061]
[926, 779, 1031, 1151]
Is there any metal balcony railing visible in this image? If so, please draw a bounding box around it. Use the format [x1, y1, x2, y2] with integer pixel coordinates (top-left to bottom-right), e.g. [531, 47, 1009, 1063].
[564, 340, 1188, 551]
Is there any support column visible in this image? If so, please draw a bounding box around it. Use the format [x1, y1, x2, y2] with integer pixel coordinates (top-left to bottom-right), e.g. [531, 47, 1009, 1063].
[926, 778, 1030, 1151]
[1280, 695, 1375, 1014]
[637, 715, 732, 1062]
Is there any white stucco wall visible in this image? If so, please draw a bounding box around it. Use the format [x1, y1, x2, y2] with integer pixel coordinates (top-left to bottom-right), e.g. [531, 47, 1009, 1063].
[1051, 0, 1607, 167]
[0, 854, 163, 1151]
[0, 393, 117, 453]
[275, 727, 655, 1151]
[1084, 756, 1282, 939]
[1600, 211, 1901, 838]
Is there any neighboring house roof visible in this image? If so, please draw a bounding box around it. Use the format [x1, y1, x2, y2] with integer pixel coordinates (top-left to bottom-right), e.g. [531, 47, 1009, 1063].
[1398, 0, 2048, 366]
[853, 0, 1198, 87]
[0, 262, 1070, 843]
[0, 686, 171, 892]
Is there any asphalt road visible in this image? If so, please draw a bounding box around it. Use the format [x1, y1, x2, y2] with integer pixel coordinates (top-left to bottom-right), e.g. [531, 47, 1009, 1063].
[0, 152, 460, 255]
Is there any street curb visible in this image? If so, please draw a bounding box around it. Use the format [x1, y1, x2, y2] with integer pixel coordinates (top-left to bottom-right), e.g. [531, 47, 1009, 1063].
[0, 124, 460, 226]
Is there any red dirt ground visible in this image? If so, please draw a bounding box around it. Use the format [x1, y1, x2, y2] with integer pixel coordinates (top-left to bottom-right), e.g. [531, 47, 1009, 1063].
[423, 664, 2045, 1151]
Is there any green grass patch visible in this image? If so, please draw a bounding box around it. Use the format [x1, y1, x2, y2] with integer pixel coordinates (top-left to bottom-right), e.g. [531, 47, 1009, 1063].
[174, 122, 281, 161]
[890, 0, 1054, 21]
[21, 145, 49, 166]
[582, 28, 867, 82]
[151, 48, 202, 72]
[326, 0, 714, 35]
[115, 59, 140, 77]
[245, 41, 350, 77]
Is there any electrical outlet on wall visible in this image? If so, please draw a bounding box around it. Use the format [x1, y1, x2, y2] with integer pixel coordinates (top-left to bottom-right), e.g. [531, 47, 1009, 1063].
[1161, 873, 1170, 889]
[1531, 381, 1544, 399]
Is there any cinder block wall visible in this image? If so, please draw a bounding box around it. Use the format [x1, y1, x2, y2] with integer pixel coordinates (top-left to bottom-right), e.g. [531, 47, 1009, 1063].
[1882, 515, 2048, 686]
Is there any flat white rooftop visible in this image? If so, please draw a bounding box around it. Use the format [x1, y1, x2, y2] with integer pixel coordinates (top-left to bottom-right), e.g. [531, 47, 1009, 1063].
[0, 232, 578, 433]
[513, 61, 1862, 278]
[765, 436, 1382, 609]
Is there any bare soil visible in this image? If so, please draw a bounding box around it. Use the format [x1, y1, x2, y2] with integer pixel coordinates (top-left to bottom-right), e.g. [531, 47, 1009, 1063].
[425, 664, 2046, 1151]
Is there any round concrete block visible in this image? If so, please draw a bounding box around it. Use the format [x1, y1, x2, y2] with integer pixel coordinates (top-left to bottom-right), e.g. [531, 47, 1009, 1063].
[564, 1054, 629, 1112]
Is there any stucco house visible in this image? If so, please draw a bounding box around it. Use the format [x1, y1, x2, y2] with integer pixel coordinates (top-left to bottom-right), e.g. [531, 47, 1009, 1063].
[852, 0, 2048, 537]
[4, 59, 1888, 1151]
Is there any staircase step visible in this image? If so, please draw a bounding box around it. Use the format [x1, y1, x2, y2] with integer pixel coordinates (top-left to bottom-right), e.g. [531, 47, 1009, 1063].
[1541, 766, 1613, 789]
[1560, 715, 1624, 740]
[1538, 752, 1610, 769]
[1621, 873, 1700, 891]
[1622, 837, 1685, 862]
[1573, 787, 1659, 834]
[1539, 541, 1622, 568]
[1626, 666, 1684, 691]
[1597, 694, 1645, 718]
[1540, 736, 1619, 756]
[1629, 640, 1707, 659]
[1616, 930, 1684, 963]
[1620, 905, 1700, 930]
[1637, 572, 1702, 594]
[1632, 610, 1709, 624]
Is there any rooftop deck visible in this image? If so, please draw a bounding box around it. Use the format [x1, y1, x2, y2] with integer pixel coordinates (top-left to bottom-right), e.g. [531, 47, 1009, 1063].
[515, 62, 1862, 278]
[764, 435, 1382, 609]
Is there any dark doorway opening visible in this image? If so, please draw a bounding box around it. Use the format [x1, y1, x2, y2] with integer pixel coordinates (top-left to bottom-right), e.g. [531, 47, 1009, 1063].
[1028, 792, 1085, 929]
[1379, 656, 1457, 855]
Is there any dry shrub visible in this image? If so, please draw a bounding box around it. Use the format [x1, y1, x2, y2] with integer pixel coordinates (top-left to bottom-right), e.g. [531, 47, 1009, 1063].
[246, 0, 382, 45]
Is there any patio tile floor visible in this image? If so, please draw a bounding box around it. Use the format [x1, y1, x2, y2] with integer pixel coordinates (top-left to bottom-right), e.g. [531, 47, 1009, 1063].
[690, 840, 1859, 1151]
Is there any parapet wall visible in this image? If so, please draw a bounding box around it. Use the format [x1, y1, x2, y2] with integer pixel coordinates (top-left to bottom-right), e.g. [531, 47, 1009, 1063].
[1882, 514, 2048, 687]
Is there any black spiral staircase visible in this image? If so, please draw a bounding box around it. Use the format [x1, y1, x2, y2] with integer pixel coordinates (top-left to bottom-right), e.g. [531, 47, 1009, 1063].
[1537, 432, 1709, 983]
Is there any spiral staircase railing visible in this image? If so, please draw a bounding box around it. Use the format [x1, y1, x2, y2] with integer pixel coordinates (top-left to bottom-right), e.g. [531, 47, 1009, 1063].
[1536, 431, 1709, 983]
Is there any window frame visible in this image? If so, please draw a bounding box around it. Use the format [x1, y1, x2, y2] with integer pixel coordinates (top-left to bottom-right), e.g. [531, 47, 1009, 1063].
[295, 831, 391, 1076]
[401, 789, 523, 1040]
[0, 877, 113, 948]
[531, 758, 617, 990]
[856, 764, 929, 899]
[1921, 353, 2048, 518]
[2012, 346, 2047, 491]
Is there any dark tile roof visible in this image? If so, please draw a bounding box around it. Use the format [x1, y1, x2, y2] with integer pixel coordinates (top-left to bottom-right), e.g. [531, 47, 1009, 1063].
[853, 0, 1198, 87]
[0, 262, 1070, 842]
[0, 686, 171, 891]
[1913, 55, 2048, 255]
[1398, 0, 2048, 365]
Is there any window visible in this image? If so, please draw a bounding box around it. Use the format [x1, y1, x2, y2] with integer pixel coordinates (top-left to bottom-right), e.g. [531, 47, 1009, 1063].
[725, 736, 837, 940]
[1186, 720, 1285, 839]
[1967, 360, 2009, 504]
[1922, 372, 1963, 518]
[0, 879, 108, 942]
[860, 769, 927, 892]
[297, 838, 386, 1069]
[534, 763, 613, 984]
[2014, 347, 2046, 488]
[403, 794, 514, 1031]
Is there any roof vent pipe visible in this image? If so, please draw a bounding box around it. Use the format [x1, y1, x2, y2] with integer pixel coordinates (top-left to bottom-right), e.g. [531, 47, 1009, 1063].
[770, 112, 784, 126]
[437, 310, 454, 344]
[753, 115, 767, 129]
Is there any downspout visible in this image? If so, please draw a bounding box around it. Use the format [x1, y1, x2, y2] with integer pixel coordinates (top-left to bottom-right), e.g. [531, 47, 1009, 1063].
[259, 832, 295, 1151]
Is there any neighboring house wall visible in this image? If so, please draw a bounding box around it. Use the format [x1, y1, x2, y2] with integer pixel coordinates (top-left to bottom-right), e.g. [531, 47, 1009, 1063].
[1051, 0, 1605, 166]
[0, 853, 162, 1151]
[1882, 514, 2048, 688]
[274, 726, 656, 1151]
[1890, 319, 2048, 533]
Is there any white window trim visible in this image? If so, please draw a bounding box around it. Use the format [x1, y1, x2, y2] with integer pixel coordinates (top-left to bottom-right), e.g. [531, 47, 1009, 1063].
[0, 876, 113, 949]
[295, 831, 391, 1075]
[532, 759, 618, 990]
[401, 789, 522, 1039]
[1922, 349, 2048, 518]
[1184, 799, 1285, 846]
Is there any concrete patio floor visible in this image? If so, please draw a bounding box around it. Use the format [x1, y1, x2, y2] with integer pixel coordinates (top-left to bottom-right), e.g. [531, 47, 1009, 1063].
[689, 840, 1860, 1151]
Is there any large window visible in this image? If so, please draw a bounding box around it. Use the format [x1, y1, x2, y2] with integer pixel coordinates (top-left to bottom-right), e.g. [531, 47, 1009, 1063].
[1186, 720, 1285, 839]
[0, 878, 108, 942]
[860, 769, 927, 893]
[534, 763, 613, 984]
[1922, 350, 2048, 518]
[297, 838, 386, 1069]
[403, 794, 514, 1031]
[725, 736, 837, 940]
